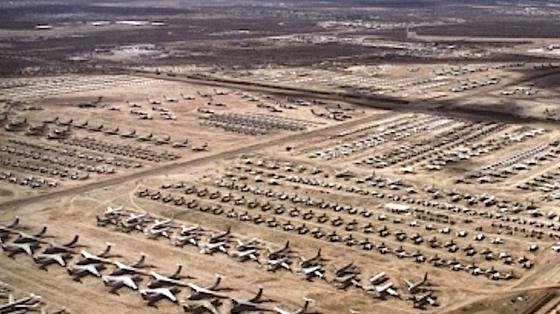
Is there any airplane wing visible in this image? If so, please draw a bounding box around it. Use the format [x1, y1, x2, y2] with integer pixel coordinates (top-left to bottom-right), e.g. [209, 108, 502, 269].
[161, 289, 177, 302]
[274, 307, 291, 314]
[22, 244, 33, 256]
[52, 254, 66, 266]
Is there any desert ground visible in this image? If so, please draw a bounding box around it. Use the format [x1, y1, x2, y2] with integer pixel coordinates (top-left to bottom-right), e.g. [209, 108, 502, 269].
[3, 1, 560, 314]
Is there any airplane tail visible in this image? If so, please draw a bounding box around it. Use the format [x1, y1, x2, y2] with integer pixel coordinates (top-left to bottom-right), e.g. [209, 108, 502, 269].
[34, 225, 48, 237]
[63, 235, 79, 248]
[6, 216, 19, 228]
[98, 243, 113, 257]
[283, 240, 290, 251]
[422, 272, 428, 283]
[133, 253, 147, 267]
[208, 274, 222, 290]
[171, 264, 182, 279]
[249, 287, 263, 303]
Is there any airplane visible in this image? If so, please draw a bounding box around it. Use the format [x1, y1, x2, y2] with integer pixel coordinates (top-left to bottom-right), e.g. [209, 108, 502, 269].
[404, 272, 428, 294]
[267, 255, 292, 272]
[333, 273, 361, 290]
[0, 216, 20, 241]
[172, 138, 189, 148]
[207, 227, 231, 244]
[147, 264, 189, 288]
[120, 212, 149, 232]
[408, 291, 438, 309]
[299, 249, 325, 268]
[67, 263, 106, 281]
[137, 133, 154, 142]
[164, 95, 178, 102]
[146, 218, 174, 239]
[235, 238, 261, 251]
[334, 262, 359, 277]
[102, 274, 141, 293]
[298, 264, 325, 281]
[367, 282, 399, 299]
[139, 287, 180, 306]
[267, 241, 290, 260]
[120, 129, 136, 138]
[192, 143, 208, 152]
[180, 93, 196, 100]
[0, 293, 42, 313]
[369, 272, 388, 285]
[14, 225, 48, 244]
[173, 225, 201, 247]
[34, 235, 79, 268]
[0, 237, 39, 257]
[181, 299, 221, 314]
[147, 98, 162, 105]
[187, 275, 228, 300]
[76, 242, 113, 265]
[110, 253, 148, 276]
[230, 287, 269, 313]
[274, 298, 312, 314]
[200, 240, 229, 255]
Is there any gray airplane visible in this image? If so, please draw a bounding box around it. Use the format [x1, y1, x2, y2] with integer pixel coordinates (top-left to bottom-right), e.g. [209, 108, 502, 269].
[146, 218, 174, 239]
[267, 241, 290, 260]
[110, 253, 148, 276]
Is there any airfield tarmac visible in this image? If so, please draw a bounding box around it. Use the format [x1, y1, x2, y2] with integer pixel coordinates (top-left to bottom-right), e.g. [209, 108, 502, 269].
[2, 71, 560, 314]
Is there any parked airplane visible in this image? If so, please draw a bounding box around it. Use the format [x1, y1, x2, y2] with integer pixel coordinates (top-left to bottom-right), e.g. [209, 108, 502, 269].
[103, 274, 141, 293]
[0, 293, 42, 313]
[404, 272, 428, 293]
[274, 298, 312, 314]
[140, 287, 180, 306]
[147, 264, 188, 288]
[230, 287, 268, 313]
[187, 275, 228, 300]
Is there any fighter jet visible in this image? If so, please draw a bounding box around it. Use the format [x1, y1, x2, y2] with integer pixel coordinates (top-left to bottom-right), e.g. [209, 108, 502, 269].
[187, 275, 228, 300]
[140, 287, 180, 306]
[103, 274, 141, 293]
[230, 287, 269, 313]
[0, 293, 42, 313]
[404, 272, 428, 294]
[274, 298, 312, 314]
[143, 264, 186, 288]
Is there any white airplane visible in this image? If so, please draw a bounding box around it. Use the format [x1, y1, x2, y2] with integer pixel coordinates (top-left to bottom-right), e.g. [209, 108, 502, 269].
[102, 274, 141, 293]
[267, 256, 291, 272]
[0, 216, 20, 240]
[76, 243, 113, 265]
[67, 263, 105, 280]
[200, 240, 228, 255]
[367, 282, 399, 298]
[146, 218, 174, 239]
[274, 298, 312, 314]
[0, 238, 38, 257]
[230, 287, 268, 313]
[173, 226, 201, 247]
[299, 249, 324, 268]
[404, 272, 428, 293]
[140, 287, 180, 306]
[298, 264, 325, 280]
[0, 293, 42, 313]
[110, 253, 148, 276]
[147, 264, 188, 288]
[369, 272, 388, 285]
[267, 241, 290, 260]
[187, 275, 228, 300]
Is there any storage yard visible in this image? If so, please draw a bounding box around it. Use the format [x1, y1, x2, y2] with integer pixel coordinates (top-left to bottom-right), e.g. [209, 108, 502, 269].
[3, 1, 560, 314]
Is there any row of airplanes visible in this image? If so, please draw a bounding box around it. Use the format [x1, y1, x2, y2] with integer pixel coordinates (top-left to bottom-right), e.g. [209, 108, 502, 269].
[95, 206, 439, 310]
[0, 215, 311, 313]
